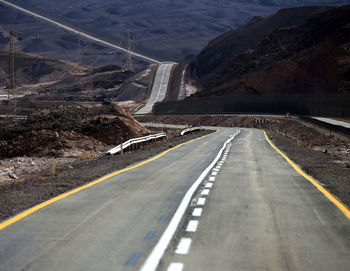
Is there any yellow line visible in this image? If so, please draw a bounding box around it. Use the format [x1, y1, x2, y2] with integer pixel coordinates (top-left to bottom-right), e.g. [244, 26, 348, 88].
[263, 130, 350, 220]
[0, 130, 218, 231]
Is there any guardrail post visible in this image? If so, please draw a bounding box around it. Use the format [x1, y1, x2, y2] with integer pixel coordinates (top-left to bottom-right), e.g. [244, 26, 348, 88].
[120, 137, 123, 155]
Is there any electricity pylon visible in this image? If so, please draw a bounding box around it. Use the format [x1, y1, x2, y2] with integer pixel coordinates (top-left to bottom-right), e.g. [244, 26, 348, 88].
[122, 31, 134, 72]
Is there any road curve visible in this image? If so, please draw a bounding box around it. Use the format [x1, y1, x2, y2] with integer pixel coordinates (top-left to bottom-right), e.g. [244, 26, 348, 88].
[0, 127, 349, 271]
[137, 62, 176, 114]
[312, 117, 350, 129]
[0, 0, 160, 64]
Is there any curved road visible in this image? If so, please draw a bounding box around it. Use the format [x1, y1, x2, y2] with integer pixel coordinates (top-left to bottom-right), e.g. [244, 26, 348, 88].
[0, 128, 349, 271]
[137, 62, 176, 114]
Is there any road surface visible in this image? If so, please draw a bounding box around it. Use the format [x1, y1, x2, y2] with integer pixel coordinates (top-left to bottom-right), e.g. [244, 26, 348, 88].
[0, 0, 160, 64]
[0, 128, 349, 271]
[137, 63, 176, 114]
[312, 117, 350, 129]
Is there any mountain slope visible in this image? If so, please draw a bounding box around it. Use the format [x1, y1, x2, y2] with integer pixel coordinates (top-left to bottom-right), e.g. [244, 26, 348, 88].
[191, 4, 350, 96]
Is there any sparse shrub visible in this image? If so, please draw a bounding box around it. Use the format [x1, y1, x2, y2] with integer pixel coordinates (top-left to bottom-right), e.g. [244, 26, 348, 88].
[14, 179, 24, 184]
[346, 163, 350, 168]
[38, 176, 46, 181]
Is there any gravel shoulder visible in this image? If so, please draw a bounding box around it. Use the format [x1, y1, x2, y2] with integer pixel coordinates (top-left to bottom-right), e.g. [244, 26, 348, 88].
[268, 132, 350, 208]
[0, 129, 213, 222]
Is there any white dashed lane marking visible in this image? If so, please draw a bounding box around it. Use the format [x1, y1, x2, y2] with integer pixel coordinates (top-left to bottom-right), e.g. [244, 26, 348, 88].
[205, 183, 213, 188]
[139, 131, 240, 271]
[167, 262, 184, 271]
[201, 189, 210, 196]
[186, 220, 199, 232]
[192, 208, 202, 217]
[175, 238, 192, 255]
[197, 198, 206, 205]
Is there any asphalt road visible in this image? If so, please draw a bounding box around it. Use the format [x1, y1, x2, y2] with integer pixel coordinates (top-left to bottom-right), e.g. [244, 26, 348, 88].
[0, 128, 349, 271]
[137, 63, 175, 114]
[312, 117, 350, 129]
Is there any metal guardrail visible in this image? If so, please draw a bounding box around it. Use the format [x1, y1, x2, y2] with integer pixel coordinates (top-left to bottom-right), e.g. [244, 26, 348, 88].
[180, 126, 201, 136]
[106, 132, 167, 155]
[298, 116, 350, 138]
[134, 98, 149, 112]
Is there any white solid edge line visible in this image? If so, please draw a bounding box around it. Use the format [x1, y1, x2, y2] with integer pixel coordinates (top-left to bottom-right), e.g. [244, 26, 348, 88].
[175, 238, 192, 255]
[167, 263, 184, 271]
[186, 220, 199, 232]
[192, 208, 202, 217]
[139, 130, 240, 271]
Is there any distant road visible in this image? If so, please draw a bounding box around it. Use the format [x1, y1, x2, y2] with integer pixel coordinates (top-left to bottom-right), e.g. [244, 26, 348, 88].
[0, 127, 349, 271]
[312, 117, 350, 129]
[0, 0, 161, 64]
[137, 62, 176, 114]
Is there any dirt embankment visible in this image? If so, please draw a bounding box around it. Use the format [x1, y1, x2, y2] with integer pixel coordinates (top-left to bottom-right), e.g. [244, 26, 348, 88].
[137, 115, 350, 207]
[0, 104, 149, 158]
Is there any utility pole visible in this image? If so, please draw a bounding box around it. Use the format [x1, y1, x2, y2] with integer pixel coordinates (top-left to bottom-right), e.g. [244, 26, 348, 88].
[7, 29, 16, 119]
[9, 29, 15, 89]
[122, 30, 134, 72]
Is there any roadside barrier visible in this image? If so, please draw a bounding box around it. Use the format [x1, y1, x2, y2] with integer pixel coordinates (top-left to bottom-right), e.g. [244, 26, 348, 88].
[106, 132, 166, 155]
[180, 126, 201, 136]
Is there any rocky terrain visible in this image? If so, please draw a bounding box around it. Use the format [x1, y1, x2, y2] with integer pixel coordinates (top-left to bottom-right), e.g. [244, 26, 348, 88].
[0, 51, 156, 116]
[4, 0, 347, 61]
[191, 4, 350, 97]
[0, 104, 149, 158]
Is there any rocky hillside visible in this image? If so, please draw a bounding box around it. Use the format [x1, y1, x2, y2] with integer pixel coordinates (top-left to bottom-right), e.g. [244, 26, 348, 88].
[191, 4, 350, 97]
[0, 104, 150, 158]
[0, 52, 82, 87]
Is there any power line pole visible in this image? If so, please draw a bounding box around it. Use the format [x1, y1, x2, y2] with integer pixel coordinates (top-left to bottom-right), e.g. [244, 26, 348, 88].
[9, 29, 15, 89]
[7, 29, 16, 119]
[122, 30, 134, 72]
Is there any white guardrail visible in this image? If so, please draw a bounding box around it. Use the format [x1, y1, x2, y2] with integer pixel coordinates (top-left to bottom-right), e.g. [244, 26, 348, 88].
[180, 126, 201, 136]
[106, 132, 166, 155]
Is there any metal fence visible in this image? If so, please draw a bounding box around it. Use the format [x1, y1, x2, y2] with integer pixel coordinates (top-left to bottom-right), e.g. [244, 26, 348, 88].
[153, 94, 350, 117]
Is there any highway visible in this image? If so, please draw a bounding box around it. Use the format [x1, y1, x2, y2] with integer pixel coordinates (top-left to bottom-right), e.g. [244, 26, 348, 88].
[137, 62, 176, 114]
[0, 0, 161, 64]
[0, 127, 349, 271]
[312, 117, 350, 129]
